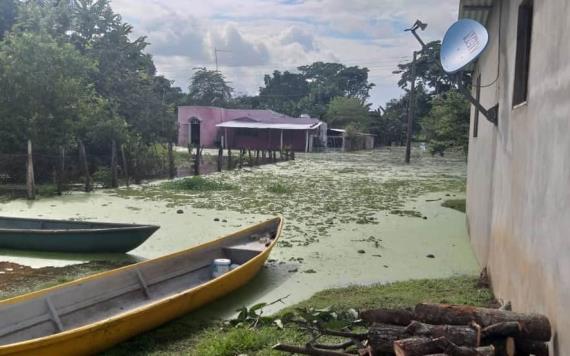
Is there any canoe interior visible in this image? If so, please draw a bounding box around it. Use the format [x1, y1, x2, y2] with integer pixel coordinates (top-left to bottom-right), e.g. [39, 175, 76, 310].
[0, 217, 149, 231]
[0, 219, 280, 347]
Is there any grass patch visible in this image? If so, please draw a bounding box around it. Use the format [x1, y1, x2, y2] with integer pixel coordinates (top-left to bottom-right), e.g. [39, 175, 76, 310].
[104, 276, 494, 355]
[266, 182, 293, 194]
[442, 199, 466, 213]
[162, 176, 237, 192]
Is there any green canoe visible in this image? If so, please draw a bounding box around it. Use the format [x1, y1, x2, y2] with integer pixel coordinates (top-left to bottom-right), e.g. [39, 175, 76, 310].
[0, 216, 159, 253]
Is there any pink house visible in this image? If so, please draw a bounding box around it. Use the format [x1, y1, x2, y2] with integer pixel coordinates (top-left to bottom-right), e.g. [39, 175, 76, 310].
[177, 106, 326, 152]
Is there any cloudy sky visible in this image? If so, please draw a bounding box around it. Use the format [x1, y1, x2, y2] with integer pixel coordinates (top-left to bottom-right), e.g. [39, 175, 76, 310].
[110, 0, 460, 108]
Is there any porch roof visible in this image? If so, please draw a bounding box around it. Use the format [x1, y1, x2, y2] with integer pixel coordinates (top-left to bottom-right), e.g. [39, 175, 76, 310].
[216, 120, 322, 130]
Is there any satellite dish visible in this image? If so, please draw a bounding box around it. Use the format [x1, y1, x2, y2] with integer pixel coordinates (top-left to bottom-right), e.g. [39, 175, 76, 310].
[440, 19, 489, 74]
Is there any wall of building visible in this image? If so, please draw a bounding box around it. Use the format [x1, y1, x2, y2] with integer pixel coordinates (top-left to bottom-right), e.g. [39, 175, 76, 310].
[466, 1, 570, 355]
[227, 129, 311, 151]
[178, 106, 225, 147]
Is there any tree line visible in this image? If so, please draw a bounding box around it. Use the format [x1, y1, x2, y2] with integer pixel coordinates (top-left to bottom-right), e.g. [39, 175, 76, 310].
[0, 0, 469, 160]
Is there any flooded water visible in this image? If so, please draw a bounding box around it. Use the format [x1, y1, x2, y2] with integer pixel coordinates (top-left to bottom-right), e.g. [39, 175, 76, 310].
[0, 148, 479, 315]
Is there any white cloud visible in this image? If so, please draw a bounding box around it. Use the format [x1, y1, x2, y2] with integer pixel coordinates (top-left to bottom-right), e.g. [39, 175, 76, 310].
[110, 0, 460, 106]
[280, 27, 316, 52]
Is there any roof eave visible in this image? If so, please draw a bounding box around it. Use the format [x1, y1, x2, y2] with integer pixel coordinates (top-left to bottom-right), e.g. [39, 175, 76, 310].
[459, 0, 495, 25]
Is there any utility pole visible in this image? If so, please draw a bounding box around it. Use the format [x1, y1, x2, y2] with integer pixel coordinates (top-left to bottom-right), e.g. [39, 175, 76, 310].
[214, 48, 231, 72]
[404, 19, 427, 164]
[405, 51, 418, 164]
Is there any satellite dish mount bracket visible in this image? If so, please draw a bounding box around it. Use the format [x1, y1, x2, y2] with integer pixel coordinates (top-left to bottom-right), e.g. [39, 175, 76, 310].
[455, 74, 498, 126]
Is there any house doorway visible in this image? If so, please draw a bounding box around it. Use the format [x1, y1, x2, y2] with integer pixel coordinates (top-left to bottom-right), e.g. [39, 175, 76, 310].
[189, 117, 201, 146]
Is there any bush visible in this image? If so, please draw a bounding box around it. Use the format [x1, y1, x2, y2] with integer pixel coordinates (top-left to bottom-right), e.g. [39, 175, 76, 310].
[162, 176, 236, 192]
[93, 167, 113, 188]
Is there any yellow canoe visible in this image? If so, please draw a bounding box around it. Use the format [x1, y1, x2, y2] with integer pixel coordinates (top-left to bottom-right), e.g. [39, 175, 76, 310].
[0, 216, 283, 355]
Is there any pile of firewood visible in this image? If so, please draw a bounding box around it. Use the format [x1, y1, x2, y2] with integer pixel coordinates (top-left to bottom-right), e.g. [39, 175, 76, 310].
[273, 303, 551, 356]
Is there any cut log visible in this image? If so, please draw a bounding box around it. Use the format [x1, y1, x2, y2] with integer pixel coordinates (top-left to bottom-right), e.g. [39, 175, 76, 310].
[367, 323, 409, 353]
[393, 337, 442, 356]
[514, 339, 549, 356]
[489, 337, 515, 356]
[360, 308, 414, 326]
[414, 304, 551, 341]
[481, 322, 522, 339]
[394, 336, 495, 356]
[405, 321, 479, 347]
[432, 337, 495, 356]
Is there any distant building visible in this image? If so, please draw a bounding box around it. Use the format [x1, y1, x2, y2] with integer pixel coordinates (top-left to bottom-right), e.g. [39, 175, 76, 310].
[327, 129, 375, 151]
[177, 106, 326, 152]
[461, 1, 569, 354]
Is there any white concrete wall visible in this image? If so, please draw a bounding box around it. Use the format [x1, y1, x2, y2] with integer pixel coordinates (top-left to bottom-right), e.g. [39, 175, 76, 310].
[466, 1, 570, 355]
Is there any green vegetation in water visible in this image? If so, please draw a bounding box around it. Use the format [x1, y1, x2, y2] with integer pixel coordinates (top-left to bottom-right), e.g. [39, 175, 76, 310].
[161, 176, 237, 192]
[104, 276, 494, 356]
[442, 199, 466, 213]
[266, 182, 293, 194]
[390, 209, 423, 218]
[112, 149, 468, 247]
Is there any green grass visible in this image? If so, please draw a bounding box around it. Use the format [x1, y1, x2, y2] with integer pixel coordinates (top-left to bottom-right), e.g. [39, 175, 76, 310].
[266, 182, 293, 194]
[104, 276, 494, 356]
[442, 199, 466, 213]
[161, 176, 237, 192]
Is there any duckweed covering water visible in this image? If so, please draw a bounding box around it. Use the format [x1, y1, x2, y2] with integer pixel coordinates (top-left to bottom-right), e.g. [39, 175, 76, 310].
[114, 149, 467, 248]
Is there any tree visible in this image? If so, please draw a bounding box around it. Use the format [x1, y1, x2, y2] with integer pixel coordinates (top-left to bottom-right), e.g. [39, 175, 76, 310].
[0, 31, 112, 152]
[258, 70, 309, 116]
[325, 97, 370, 129]
[421, 90, 470, 155]
[297, 62, 375, 117]
[394, 41, 471, 95]
[188, 69, 233, 106]
[0, 0, 18, 40]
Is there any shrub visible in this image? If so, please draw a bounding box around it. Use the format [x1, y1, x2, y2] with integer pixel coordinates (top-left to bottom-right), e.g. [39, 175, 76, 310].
[162, 176, 236, 192]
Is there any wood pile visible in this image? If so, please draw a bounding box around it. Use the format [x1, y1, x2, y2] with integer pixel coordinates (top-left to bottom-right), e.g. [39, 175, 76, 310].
[273, 303, 551, 356]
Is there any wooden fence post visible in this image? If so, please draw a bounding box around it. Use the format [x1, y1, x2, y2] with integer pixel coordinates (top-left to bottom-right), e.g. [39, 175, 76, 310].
[79, 140, 92, 192]
[111, 140, 118, 188]
[168, 142, 175, 179]
[217, 146, 223, 172]
[227, 148, 232, 170]
[238, 149, 243, 169]
[120, 144, 129, 187]
[26, 139, 35, 200]
[56, 146, 65, 195]
[193, 146, 201, 175]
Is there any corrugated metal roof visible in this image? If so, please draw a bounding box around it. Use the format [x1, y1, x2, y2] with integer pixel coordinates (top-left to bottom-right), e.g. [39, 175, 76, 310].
[459, 0, 495, 25]
[216, 121, 321, 130]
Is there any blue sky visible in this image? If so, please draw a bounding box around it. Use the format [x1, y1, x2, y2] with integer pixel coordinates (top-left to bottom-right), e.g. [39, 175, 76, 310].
[111, 0, 460, 109]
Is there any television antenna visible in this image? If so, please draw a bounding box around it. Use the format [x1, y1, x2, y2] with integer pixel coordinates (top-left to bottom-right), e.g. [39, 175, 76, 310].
[214, 48, 232, 72]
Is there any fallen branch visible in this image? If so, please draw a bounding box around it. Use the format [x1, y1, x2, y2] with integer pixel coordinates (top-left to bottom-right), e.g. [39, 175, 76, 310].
[272, 343, 354, 356]
[313, 340, 354, 350]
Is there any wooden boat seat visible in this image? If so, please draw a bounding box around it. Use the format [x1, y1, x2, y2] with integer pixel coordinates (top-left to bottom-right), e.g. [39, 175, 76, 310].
[222, 240, 266, 264]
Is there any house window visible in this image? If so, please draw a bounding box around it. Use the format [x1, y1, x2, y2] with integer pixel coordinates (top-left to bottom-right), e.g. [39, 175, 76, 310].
[474, 74, 481, 137]
[512, 0, 533, 106]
